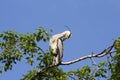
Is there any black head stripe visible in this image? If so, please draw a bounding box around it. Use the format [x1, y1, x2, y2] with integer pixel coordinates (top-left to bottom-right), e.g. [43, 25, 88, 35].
[68, 33, 71, 38]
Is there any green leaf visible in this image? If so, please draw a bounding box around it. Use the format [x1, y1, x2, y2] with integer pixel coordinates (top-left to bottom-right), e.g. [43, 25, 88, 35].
[0, 33, 3, 37]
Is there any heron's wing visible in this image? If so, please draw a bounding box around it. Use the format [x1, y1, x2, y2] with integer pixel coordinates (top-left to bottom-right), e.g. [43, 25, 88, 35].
[57, 39, 63, 59]
[49, 37, 58, 55]
[49, 34, 63, 56]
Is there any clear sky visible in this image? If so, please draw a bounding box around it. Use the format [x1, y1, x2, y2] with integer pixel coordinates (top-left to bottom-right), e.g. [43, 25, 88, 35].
[0, 0, 120, 80]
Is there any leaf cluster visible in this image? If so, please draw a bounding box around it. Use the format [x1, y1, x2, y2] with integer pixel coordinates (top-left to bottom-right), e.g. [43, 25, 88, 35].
[0, 27, 51, 73]
[67, 61, 107, 80]
[109, 38, 120, 80]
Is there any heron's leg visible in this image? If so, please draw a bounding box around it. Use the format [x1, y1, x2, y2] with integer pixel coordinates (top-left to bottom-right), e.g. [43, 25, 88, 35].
[52, 57, 56, 65]
[53, 56, 59, 65]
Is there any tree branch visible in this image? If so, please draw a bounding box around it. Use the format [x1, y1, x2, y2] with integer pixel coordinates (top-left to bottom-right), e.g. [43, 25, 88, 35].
[30, 64, 58, 80]
[61, 41, 116, 65]
[36, 46, 45, 54]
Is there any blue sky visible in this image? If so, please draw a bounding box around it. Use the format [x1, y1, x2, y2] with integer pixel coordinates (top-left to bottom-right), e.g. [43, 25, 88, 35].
[0, 0, 120, 80]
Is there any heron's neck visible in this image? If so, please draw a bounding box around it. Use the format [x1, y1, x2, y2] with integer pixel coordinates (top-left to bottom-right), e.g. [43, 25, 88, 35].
[55, 32, 66, 39]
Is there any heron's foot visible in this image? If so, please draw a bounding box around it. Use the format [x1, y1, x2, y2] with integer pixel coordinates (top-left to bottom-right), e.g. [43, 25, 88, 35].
[52, 62, 60, 66]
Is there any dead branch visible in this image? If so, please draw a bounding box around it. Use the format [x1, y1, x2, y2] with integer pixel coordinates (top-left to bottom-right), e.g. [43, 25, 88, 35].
[61, 41, 116, 65]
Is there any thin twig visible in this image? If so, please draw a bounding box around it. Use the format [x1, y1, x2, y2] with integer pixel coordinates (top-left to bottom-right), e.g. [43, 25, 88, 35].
[36, 46, 45, 54]
[68, 75, 76, 80]
[90, 57, 97, 66]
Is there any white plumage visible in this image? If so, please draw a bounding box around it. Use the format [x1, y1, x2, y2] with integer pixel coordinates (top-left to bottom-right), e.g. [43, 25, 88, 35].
[49, 31, 71, 65]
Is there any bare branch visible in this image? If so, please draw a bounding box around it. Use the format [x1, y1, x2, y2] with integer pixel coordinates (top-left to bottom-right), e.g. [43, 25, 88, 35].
[61, 41, 116, 65]
[36, 46, 45, 54]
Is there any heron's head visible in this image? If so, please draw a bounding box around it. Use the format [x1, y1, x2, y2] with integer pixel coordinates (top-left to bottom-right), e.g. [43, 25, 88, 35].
[62, 31, 71, 41]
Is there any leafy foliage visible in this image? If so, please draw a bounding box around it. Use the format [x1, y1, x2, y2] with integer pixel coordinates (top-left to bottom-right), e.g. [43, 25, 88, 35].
[21, 67, 67, 80]
[68, 66, 93, 80]
[0, 27, 120, 80]
[0, 27, 51, 73]
[109, 38, 120, 80]
[67, 62, 108, 80]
